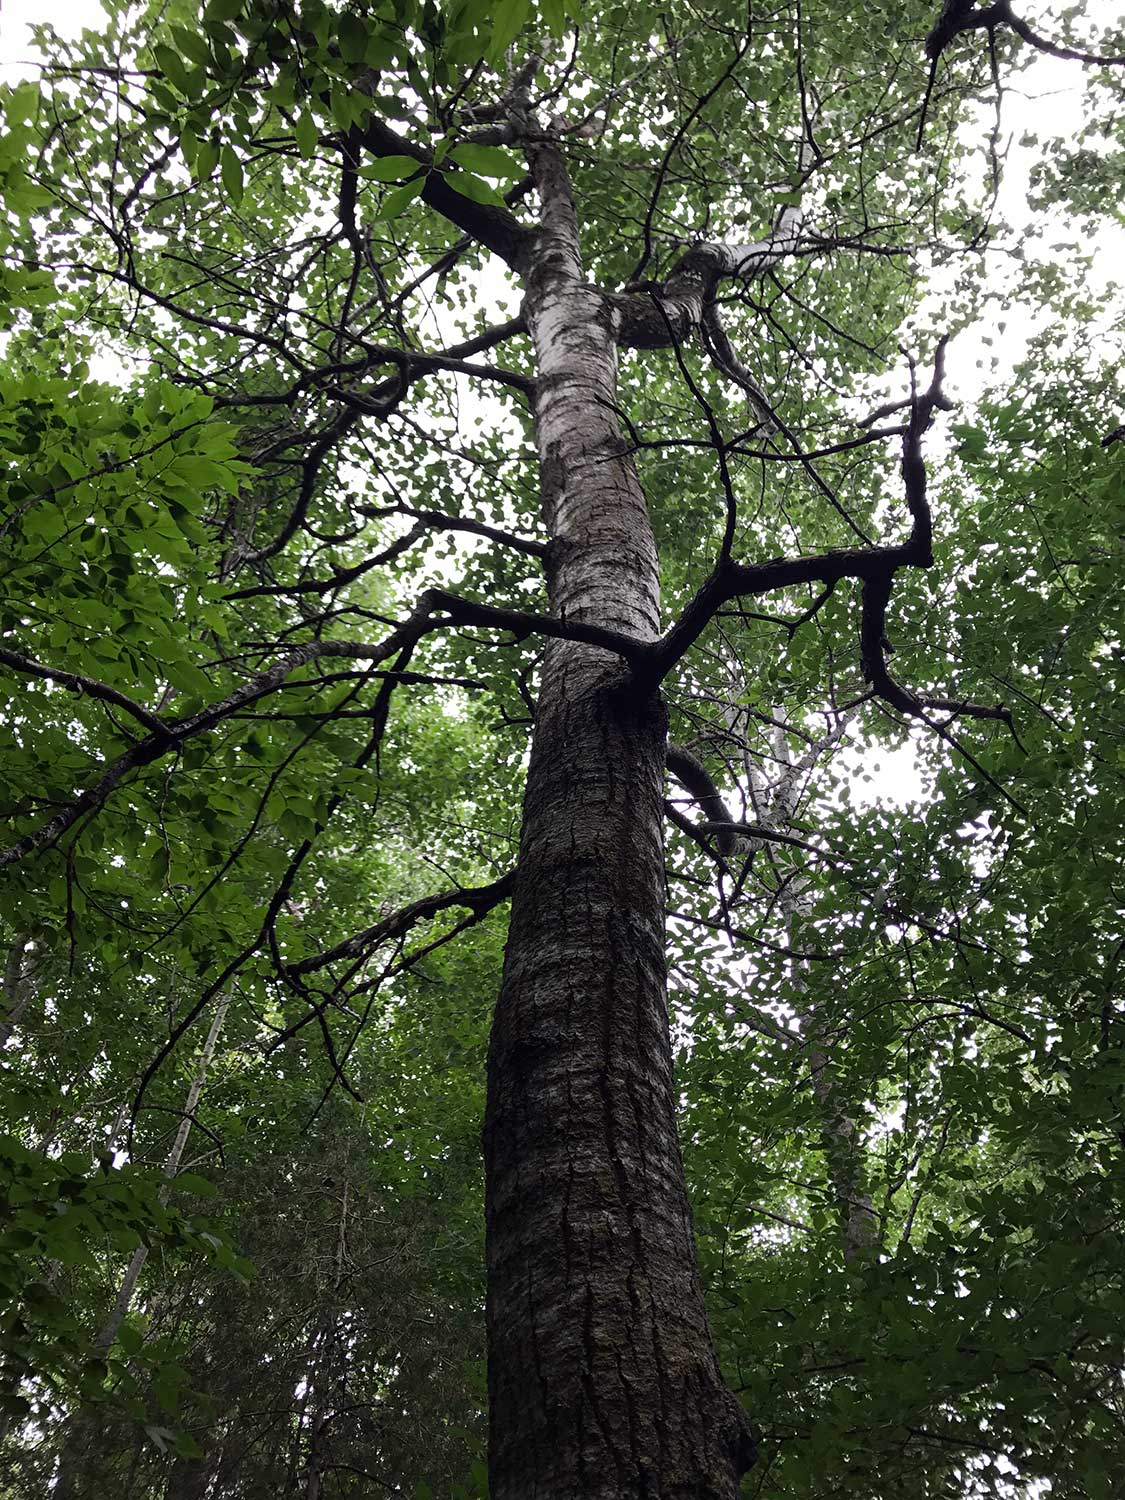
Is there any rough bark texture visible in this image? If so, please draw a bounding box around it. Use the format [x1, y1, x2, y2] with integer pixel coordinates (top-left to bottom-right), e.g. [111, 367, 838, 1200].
[482, 141, 753, 1500]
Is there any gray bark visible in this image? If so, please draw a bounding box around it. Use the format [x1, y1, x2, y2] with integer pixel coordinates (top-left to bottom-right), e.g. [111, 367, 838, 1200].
[1, 936, 36, 1050]
[96, 989, 233, 1353]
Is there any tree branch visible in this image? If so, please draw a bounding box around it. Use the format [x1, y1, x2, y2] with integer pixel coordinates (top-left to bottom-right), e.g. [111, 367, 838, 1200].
[357, 504, 548, 560]
[0, 646, 168, 736]
[634, 344, 1011, 741]
[666, 743, 737, 855]
[918, 0, 1125, 147]
[0, 589, 650, 867]
[358, 116, 535, 272]
[289, 872, 515, 976]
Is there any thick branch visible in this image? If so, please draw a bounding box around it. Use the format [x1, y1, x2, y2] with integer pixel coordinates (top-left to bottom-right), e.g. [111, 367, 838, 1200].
[357, 504, 548, 560]
[234, 318, 529, 569]
[666, 743, 736, 855]
[635, 345, 1008, 733]
[626, 26, 756, 288]
[614, 161, 810, 350]
[226, 523, 429, 601]
[424, 588, 651, 668]
[643, 544, 917, 688]
[702, 821, 856, 868]
[919, 0, 1125, 146]
[925, 0, 1125, 66]
[358, 116, 534, 272]
[0, 612, 432, 869]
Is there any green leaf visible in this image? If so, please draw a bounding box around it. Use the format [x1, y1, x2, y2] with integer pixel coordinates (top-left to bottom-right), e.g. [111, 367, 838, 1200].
[448, 142, 521, 180]
[365, 29, 397, 68]
[3, 80, 39, 127]
[173, 1430, 205, 1460]
[193, 138, 220, 180]
[329, 84, 357, 131]
[169, 25, 210, 67]
[173, 1172, 217, 1197]
[143, 1424, 178, 1454]
[295, 111, 318, 160]
[338, 13, 369, 65]
[362, 154, 423, 183]
[152, 44, 192, 97]
[166, 660, 214, 698]
[117, 1323, 144, 1355]
[377, 177, 424, 218]
[487, 0, 531, 60]
[446, 170, 505, 207]
[178, 126, 200, 171]
[220, 145, 243, 203]
[541, 0, 568, 36]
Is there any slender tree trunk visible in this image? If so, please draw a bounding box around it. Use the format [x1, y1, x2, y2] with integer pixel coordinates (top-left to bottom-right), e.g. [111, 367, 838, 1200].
[482, 141, 753, 1500]
[301, 1176, 350, 1500]
[52, 991, 231, 1500]
[98, 989, 233, 1353]
[303, 1412, 329, 1500]
[744, 717, 876, 1262]
[163, 1443, 218, 1500]
[0, 936, 34, 1049]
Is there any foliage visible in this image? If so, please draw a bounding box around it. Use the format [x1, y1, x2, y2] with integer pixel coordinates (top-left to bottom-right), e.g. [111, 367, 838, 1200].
[0, 0, 1123, 1495]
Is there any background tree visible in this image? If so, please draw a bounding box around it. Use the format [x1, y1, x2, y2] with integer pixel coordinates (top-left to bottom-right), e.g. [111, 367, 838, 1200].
[1, 0, 1123, 1496]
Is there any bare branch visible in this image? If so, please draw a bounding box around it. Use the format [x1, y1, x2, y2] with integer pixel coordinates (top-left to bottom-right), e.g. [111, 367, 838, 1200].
[358, 504, 548, 560]
[290, 872, 515, 976]
[0, 587, 651, 867]
[0, 646, 168, 736]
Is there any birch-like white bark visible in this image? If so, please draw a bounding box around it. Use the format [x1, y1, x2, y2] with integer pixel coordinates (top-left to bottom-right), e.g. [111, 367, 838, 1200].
[732, 703, 877, 1262]
[95, 989, 233, 1352]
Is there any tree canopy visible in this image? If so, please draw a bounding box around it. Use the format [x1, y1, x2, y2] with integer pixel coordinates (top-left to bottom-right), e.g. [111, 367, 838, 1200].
[1, 0, 1123, 1496]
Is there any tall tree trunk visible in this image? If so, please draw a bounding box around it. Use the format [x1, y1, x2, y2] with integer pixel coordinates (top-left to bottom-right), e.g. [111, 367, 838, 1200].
[97, 988, 233, 1353]
[482, 142, 753, 1500]
[163, 1443, 218, 1500]
[301, 1176, 350, 1500]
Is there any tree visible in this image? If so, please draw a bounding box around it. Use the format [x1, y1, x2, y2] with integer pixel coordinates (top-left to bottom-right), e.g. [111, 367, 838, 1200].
[1, 0, 1123, 1496]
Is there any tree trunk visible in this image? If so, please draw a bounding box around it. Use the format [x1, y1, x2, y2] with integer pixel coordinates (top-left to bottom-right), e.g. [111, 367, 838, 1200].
[52, 991, 231, 1500]
[97, 988, 233, 1354]
[0, 937, 34, 1049]
[745, 716, 876, 1263]
[482, 142, 753, 1500]
[164, 1447, 216, 1500]
[301, 1177, 350, 1500]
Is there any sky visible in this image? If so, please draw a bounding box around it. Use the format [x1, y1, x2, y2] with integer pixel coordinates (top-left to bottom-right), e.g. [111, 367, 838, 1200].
[0, 0, 1121, 809]
[1, 0, 106, 60]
